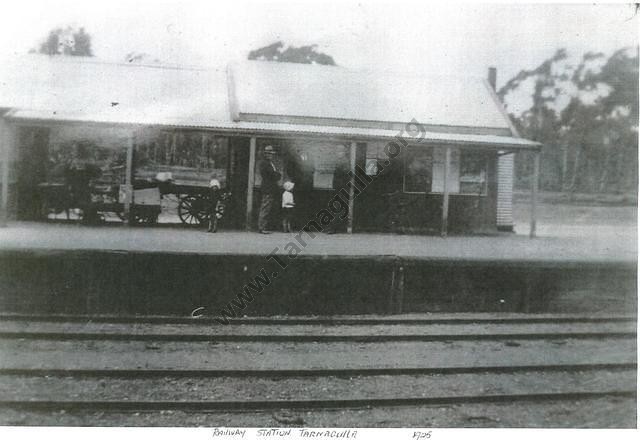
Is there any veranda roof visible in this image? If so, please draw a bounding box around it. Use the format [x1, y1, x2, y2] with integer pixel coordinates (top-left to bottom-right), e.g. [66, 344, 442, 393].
[0, 55, 540, 150]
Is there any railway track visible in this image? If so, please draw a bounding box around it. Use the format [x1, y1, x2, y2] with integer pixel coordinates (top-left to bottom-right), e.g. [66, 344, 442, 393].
[0, 312, 635, 325]
[1, 362, 634, 377]
[0, 331, 634, 342]
[0, 314, 635, 342]
[0, 391, 635, 413]
[0, 314, 636, 427]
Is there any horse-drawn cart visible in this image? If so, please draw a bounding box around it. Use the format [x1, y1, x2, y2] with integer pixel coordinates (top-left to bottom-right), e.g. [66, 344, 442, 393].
[38, 165, 230, 229]
[37, 180, 162, 225]
[155, 177, 230, 231]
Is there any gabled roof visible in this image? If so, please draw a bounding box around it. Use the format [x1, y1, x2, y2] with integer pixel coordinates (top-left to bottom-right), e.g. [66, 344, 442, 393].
[0, 55, 539, 149]
[231, 61, 511, 131]
[0, 55, 230, 127]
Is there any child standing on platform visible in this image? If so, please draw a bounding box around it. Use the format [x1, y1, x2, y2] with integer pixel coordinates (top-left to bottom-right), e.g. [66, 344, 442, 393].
[207, 179, 222, 233]
[281, 181, 295, 233]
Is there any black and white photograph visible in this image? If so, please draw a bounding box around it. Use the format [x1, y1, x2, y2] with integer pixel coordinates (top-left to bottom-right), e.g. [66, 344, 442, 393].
[0, 0, 637, 437]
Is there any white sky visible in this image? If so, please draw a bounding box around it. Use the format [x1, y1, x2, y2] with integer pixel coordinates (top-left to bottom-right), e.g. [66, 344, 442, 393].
[0, 0, 637, 90]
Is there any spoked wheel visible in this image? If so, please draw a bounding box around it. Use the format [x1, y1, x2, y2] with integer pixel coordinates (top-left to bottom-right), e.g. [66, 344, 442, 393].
[178, 195, 210, 226]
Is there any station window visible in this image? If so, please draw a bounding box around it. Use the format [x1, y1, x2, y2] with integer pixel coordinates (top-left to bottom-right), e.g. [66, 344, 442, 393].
[459, 151, 488, 195]
[402, 147, 488, 195]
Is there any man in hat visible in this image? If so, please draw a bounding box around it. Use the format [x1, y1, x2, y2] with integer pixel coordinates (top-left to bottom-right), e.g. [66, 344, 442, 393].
[257, 145, 281, 234]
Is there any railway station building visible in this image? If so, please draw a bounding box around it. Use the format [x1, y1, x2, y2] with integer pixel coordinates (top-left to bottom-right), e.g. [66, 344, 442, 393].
[0, 55, 540, 235]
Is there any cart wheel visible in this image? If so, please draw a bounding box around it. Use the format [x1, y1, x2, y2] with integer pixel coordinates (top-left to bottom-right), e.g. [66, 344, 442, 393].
[178, 195, 209, 226]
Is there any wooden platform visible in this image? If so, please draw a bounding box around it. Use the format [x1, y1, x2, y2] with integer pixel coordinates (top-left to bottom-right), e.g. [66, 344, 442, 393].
[0, 221, 636, 264]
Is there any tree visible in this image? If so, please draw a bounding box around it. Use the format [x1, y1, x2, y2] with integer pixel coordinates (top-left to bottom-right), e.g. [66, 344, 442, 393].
[248, 41, 336, 65]
[33, 26, 94, 56]
[500, 47, 638, 196]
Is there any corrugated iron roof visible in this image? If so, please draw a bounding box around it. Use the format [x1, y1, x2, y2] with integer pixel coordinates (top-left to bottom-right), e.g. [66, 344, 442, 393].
[5, 108, 539, 149]
[0, 55, 539, 149]
[231, 61, 511, 130]
[0, 55, 230, 126]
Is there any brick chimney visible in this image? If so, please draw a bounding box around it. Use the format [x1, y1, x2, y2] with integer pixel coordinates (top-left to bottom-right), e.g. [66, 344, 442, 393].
[488, 67, 497, 91]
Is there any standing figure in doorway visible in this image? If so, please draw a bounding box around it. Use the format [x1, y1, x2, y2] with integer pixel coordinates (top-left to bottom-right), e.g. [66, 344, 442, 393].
[284, 145, 313, 226]
[257, 145, 281, 234]
[326, 147, 351, 234]
[65, 144, 102, 224]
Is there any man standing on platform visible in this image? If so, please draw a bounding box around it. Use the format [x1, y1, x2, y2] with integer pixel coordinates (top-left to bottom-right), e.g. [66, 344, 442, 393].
[257, 145, 281, 234]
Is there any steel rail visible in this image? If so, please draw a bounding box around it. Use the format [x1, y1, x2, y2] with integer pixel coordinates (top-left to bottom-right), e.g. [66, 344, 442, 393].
[0, 391, 634, 412]
[0, 313, 634, 325]
[0, 331, 634, 342]
[0, 363, 635, 378]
